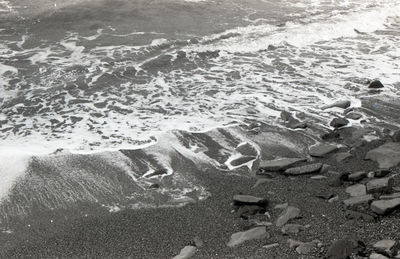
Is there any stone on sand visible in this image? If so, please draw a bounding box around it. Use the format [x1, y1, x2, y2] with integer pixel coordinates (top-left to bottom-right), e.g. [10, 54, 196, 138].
[365, 142, 400, 168]
[259, 157, 307, 171]
[370, 198, 400, 215]
[281, 224, 304, 235]
[284, 163, 322, 175]
[335, 152, 353, 162]
[330, 117, 349, 128]
[227, 227, 268, 247]
[173, 246, 197, 259]
[348, 171, 367, 182]
[366, 177, 393, 194]
[276, 206, 301, 227]
[309, 144, 338, 157]
[233, 195, 268, 206]
[369, 253, 389, 259]
[380, 193, 400, 200]
[346, 112, 362, 120]
[373, 239, 399, 257]
[230, 156, 256, 166]
[322, 100, 351, 110]
[343, 194, 374, 207]
[368, 80, 384, 89]
[345, 184, 366, 197]
[326, 239, 363, 259]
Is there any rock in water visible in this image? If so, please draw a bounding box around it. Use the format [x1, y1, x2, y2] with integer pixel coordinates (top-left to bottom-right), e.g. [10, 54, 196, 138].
[284, 163, 322, 175]
[173, 246, 197, 259]
[365, 142, 400, 168]
[368, 80, 384, 89]
[330, 118, 349, 128]
[227, 227, 268, 247]
[309, 144, 338, 157]
[322, 100, 351, 110]
[259, 157, 307, 171]
[236, 143, 258, 156]
[233, 195, 268, 206]
[276, 206, 301, 227]
[370, 198, 400, 215]
[326, 239, 363, 259]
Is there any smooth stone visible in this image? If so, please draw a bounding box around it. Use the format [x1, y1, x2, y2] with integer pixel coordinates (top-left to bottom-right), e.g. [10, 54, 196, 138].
[346, 112, 362, 120]
[366, 177, 393, 194]
[274, 203, 288, 209]
[276, 206, 301, 227]
[373, 239, 398, 256]
[343, 194, 374, 207]
[368, 80, 384, 89]
[263, 243, 279, 249]
[281, 224, 304, 235]
[328, 196, 339, 203]
[291, 121, 308, 129]
[330, 117, 349, 128]
[370, 198, 400, 215]
[335, 152, 353, 162]
[236, 143, 258, 156]
[380, 192, 400, 200]
[370, 253, 389, 259]
[230, 156, 256, 166]
[259, 157, 307, 171]
[284, 163, 322, 176]
[287, 239, 303, 248]
[296, 241, 317, 255]
[253, 178, 272, 188]
[322, 100, 351, 110]
[348, 171, 367, 182]
[310, 175, 327, 180]
[173, 246, 197, 259]
[309, 144, 338, 157]
[227, 227, 268, 247]
[346, 184, 367, 197]
[365, 142, 400, 168]
[233, 195, 268, 206]
[326, 239, 362, 259]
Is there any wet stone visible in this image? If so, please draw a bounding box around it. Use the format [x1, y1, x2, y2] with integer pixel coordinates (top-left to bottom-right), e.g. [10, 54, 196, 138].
[346, 112, 362, 120]
[368, 80, 384, 89]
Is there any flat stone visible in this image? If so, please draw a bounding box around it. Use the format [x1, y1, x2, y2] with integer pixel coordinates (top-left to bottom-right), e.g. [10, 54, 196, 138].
[345, 210, 375, 222]
[335, 152, 353, 162]
[346, 112, 362, 120]
[274, 203, 288, 210]
[263, 243, 279, 249]
[227, 226, 268, 247]
[370, 198, 400, 215]
[370, 253, 389, 259]
[287, 239, 304, 248]
[343, 194, 374, 207]
[393, 130, 400, 142]
[375, 169, 391, 178]
[326, 239, 362, 259]
[284, 163, 322, 176]
[259, 157, 307, 171]
[309, 144, 338, 157]
[365, 142, 400, 168]
[296, 241, 317, 255]
[368, 80, 384, 89]
[346, 184, 367, 197]
[322, 100, 351, 110]
[236, 143, 258, 156]
[348, 171, 367, 182]
[366, 178, 393, 194]
[290, 121, 308, 129]
[173, 246, 197, 259]
[373, 239, 398, 257]
[310, 175, 327, 180]
[281, 224, 304, 235]
[380, 192, 400, 200]
[230, 156, 256, 166]
[233, 195, 268, 206]
[330, 117, 349, 128]
[276, 206, 301, 227]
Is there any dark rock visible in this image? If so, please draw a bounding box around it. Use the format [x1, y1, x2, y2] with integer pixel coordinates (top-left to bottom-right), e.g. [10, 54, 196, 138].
[237, 205, 266, 219]
[284, 163, 322, 175]
[368, 80, 384, 89]
[233, 195, 268, 206]
[236, 143, 258, 156]
[230, 156, 256, 166]
[375, 169, 391, 178]
[276, 206, 301, 227]
[365, 142, 400, 168]
[289, 121, 308, 129]
[322, 100, 351, 110]
[392, 130, 400, 142]
[366, 177, 393, 194]
[321, 130, 341, 140]
[148, 183, 160, 189]
[328, 172, 349, 187]
[343, 194, 374, 207]
[348, 171, 367, 182]
[309, 144, 338, 157]
[227, 227, 268, 247]
[346, 112, 362, 120]
[345, 210, 375, 222]
[330, 117, 349, 128]
[370, 198, 400, 215]
[259, 157, 307, 171]
[326, 239, 364, 259]
[281, 111, 292, 121]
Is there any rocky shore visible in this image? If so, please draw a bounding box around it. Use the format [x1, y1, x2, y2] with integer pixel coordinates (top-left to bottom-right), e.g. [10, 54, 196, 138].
[1, 82, 400, 258]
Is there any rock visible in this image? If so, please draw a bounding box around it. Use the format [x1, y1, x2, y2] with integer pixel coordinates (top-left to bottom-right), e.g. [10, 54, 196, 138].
[320, 164, 331, 174]
[335, 152, 353, 162]
[173, 245, 197, 259]
[274, 203, 288, 209]
[263, 243, 279, 249]
[230, 156, 256, 166]
[310, 175, 327, 180]
[284, 163, 322, 175]
[259, 157, 307, 171]
[369, 253, 389, 259]
[348, 171, 367, 182]
[322, 100, 351, 110]
[146, 169, 168, 178]
[296, 241, 317, 255]
[288, 239, 303, 248]
[343, 194, 374, 207]
[375, 169, 391, 178]
[328, 172, 349, 187]
[330, 118, 350, 128]
[227, 226, 268, 247]
[236, 143, 258, 156]
[281, 111, 292, 121]
[281, 224, 304, 235]
[316, 192, 336, 200]
[346, 184, 367, 197]
[289, 121, 308, 129]
[253, 178, 272, 188]
[237, 205, 266, 219]
[193, 236, 204, 247]
[328, 196, 339, 203]
[345, 210, 375, 222]
[346, 112, 363, 120]
[233, 195, 268, 206]
[326, 239, 363, 259]
[366, 178, 393, 194]
[380, 192, 400, 200]
[368, 80, 384, 89]
[373, 239, 399, 257]
[370, 198, 400, 215]
[149, 183, 160, 189]
[276, 206, 301, 227]
[392, 130, 400, 142]
[365, 142, 400, 168]
[309, 144, 338, 157]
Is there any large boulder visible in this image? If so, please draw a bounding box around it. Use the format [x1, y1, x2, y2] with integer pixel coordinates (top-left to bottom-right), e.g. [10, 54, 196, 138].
[365, 142, 400, 168]
[227, 227, 268, 247]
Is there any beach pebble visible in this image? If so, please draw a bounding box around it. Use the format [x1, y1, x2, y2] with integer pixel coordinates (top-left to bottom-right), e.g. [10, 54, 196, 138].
[227, 227, 268, 247]
[368, 80, 384, 89]
[330, 117, 349, 128]
[370, 198, 400, 215]
[284, 163, 322, 176]
[309, 144, 338, 157]
[263, 243, 279, 249]
[366, 177, 393, 194]
[172, 245, 197, 259]
[259, 157, 306, 171]
[276, 206, 301, 227]
[346, 184, 367, 197]
[365, 142, 400, 168]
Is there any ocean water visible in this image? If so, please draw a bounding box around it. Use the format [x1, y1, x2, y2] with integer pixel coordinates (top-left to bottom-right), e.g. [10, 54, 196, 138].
[0, 0, 400, 222]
